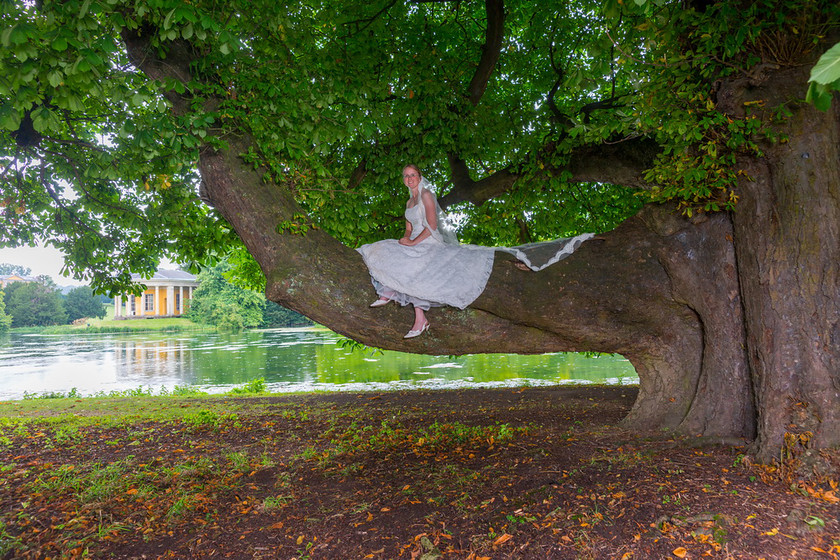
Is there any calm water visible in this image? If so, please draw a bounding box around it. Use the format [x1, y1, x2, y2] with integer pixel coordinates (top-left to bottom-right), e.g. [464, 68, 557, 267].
[0, 328, 637, 400]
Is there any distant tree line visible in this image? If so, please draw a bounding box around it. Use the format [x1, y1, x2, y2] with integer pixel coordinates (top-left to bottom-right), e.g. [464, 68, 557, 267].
[0, 263, 107, 330]
[0, 263, 31, 276]
[0, 262, 311, 332]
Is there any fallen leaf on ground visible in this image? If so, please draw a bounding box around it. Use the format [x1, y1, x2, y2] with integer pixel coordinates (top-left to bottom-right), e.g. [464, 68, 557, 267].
[493, 533, 513, 546]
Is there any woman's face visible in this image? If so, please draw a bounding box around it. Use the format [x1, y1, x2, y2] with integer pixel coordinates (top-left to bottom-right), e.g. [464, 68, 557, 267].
[402, 166, 421, 190]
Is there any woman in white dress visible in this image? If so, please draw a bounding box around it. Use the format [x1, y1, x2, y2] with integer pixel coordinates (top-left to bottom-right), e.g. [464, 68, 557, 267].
[357, 165, 593, 339]
[357, 165, 495, 338]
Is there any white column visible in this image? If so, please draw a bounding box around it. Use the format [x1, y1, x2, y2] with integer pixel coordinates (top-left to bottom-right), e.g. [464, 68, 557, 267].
[139, 292, 145, 316]
[167, 286, 174, 316]
[178, 286, 184, 314]
[154, 286, 160, 316]
[114, 295, 121, 317]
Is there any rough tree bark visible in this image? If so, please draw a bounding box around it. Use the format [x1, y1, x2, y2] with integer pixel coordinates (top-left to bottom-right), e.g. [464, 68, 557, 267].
[718, 64, 840, 461]
[122, 25, 839, 461]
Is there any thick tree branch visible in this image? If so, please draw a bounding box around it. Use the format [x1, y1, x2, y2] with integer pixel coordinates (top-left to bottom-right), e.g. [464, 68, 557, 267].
[438, 0, 505, 199]
[579, 94, 628, 123]
[121, 27, 194, 114]
[439, 154, 517, 208]
[560, 136, 659, 188]
[439, 136, 659, 208]
[467, 0, 506, 106]
[347, 159, 368, 190]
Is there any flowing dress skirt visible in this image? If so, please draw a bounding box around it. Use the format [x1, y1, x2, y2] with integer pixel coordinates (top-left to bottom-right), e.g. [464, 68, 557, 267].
[357, 237, 495, 310]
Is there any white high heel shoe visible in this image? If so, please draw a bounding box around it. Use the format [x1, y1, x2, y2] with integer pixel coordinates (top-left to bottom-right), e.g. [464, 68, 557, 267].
[404, 321, 430, 339]
[370, 298, 390, 308]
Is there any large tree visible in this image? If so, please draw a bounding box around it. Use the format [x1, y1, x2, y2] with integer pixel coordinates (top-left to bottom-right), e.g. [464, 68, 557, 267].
[1, 0, 838, 463]
[63, 285, 106, 322]
[187, 261, 266, 330]
[3, 281, 67, 327]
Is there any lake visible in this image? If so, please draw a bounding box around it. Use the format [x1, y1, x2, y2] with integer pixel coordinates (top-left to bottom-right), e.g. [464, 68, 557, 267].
[0, 328, 637, 400]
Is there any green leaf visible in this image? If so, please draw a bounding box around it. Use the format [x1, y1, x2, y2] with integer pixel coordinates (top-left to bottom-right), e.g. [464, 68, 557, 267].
[47, 70, 64, 88]
[60, 92, 87, 112]
[174, 5, 198, 23]
[162, 8, 176, 30]
[71, 56, 91, 74]
[130, 92, 149, 106]
[78, 0, 92, 19]
[805, 81, 833, 112]
[30, 106, 62, 133]
[808, 42, 840, 86]
[84, 50, 104, 68]
[9, 24, 35, 46]
[0, 104, 22, 131]
[0, 27, 13, 47]
[602, 0, 621, 19]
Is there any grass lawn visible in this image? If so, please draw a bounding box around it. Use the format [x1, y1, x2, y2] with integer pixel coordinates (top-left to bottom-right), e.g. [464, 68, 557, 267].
[15, 304, 205, 334]
[88, 303, 199, 329]
[0, 386, 837, 559]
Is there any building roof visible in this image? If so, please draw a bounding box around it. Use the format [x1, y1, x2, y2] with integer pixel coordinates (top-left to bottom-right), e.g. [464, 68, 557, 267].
[0, 274, 38, 285]
[129, 269, 198, 283]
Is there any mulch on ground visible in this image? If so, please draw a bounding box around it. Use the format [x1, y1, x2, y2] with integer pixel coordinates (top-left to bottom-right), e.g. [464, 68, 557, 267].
[0, 386, 838, 559]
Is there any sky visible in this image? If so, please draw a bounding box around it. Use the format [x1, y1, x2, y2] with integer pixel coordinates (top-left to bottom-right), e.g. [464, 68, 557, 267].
[0, 245, 85, 286]
[0, 244, 176, 287]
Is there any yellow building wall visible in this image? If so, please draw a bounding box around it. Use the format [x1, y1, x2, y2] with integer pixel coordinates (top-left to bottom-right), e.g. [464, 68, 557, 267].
[140, 288, 155, 316]
[138, 287, 193, 316]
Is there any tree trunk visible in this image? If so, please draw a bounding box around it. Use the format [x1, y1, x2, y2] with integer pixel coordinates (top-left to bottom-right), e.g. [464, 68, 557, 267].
[720, 66, 840, 461]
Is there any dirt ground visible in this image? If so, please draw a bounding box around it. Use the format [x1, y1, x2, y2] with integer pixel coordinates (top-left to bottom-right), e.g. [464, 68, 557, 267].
[1, 386, 838, 559]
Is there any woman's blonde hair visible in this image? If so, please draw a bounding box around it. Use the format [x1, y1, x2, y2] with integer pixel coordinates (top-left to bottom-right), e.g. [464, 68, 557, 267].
[403, 164, 422, 178]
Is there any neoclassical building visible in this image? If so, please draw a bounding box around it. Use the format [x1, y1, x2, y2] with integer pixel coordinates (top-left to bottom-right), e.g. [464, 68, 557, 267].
[114, 269, 199, 319]
[0, 274, 37, 288]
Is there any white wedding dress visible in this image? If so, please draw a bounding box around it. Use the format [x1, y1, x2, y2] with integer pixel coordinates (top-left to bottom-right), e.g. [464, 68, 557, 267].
[357, 186, 592, 310]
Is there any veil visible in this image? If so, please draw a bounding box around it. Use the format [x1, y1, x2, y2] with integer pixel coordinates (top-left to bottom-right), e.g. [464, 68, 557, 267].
[418, 177, 459, 245]
[497, 234, 594, 271]
[418, 177, 592, 271]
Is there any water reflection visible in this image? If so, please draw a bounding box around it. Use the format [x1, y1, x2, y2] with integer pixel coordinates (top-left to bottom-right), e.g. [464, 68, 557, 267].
[0, 328, 637, 400]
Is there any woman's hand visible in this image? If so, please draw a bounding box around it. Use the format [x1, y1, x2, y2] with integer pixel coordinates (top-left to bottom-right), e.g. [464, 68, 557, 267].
[400, 228, 431, 246]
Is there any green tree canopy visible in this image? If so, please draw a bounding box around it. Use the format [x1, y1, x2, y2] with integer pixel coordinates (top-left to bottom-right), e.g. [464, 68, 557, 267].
[261, 301, 312, 328]
[0, 289, 12, 332]
[3, 281, 67, 327]
[63, 285, 106, 322]
[187, 262, 265, 331]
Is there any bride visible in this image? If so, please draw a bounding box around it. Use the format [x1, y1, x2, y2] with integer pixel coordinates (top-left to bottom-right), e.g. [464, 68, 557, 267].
[357, 165, 591, 339]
